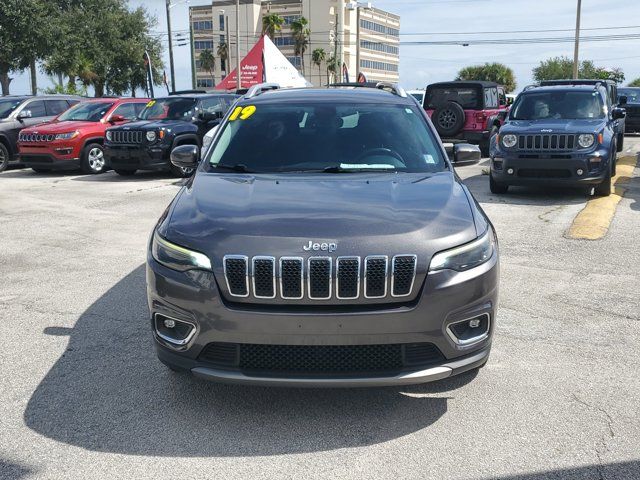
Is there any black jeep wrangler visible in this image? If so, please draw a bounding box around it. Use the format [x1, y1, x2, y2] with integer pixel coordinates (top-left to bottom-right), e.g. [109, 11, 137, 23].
[104, 93, 237, 177]
[490, 82, 625, 196]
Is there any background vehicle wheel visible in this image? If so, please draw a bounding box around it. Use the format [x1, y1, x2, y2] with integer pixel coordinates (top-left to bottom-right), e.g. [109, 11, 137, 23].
[81, 143, 106, 174]
[32, 167, 51, 173]
[0, 142, 9, 172]
[114, 169, 137, 176]
[593, 160, 612, 197]
[170, 164, 195, 178]
[489, 173, 508, 194]
[433, 101, 465, 137]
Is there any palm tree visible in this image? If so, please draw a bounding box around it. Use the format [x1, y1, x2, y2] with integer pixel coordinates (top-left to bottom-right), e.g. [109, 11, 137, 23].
[199, 49, 216, 86]
[217, 42, 229, 76]
[312, 48, 326, 85]
[291, 17, 310, 76]
[326, 55, 337, 84]
[261, 13, 284, 38]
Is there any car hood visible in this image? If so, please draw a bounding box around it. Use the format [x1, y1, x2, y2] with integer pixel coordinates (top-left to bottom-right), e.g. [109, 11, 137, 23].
[504, 118, 604, 134]
[161, 171, 479, 263]
[21, 120, 101, 133]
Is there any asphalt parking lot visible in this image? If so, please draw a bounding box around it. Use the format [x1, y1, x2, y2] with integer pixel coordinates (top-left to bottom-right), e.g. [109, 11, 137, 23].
[0, 139, 639, 480]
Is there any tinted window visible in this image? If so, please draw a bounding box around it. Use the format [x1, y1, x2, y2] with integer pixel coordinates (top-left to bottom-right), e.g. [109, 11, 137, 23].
[199, 96, 234, 115]
[484, 88, 498, 109]
[0, 99, 23, 119]
[510, 91, 605, 120]
[207, 103, 446, 174]
[25, 100, 46, 117]
[58, 102, 114, 122]
[426, 87, 480, 109]
[138, 98, 196, 121]
[410, 92, 424, 104]
[46, 99, 71, 116]
[619, 88, 640, 103]
[112, 102, 145, 120]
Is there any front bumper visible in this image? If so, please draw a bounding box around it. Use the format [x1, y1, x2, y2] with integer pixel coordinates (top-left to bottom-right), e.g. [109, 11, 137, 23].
[104, 143, 171, 171]
[146, 250, 499, 387]
[491, 147, 610, 186]
[19, 153, 80, 170]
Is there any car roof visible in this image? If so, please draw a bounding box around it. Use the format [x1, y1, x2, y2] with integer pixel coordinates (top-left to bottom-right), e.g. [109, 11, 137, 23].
[427, 81, 499, 89]
[237, 87, 416, 105]
[540, 79, 615, 86]
[158, 93, 238, 100]
[522, 84, 605, 94]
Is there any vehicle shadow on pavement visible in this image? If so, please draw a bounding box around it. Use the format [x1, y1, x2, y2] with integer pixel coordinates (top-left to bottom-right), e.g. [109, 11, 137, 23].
[0, 459, 31, 479]
[24, 266, 473, 457]
[490, 460, 640, 479]
[71, 171, 178, 183]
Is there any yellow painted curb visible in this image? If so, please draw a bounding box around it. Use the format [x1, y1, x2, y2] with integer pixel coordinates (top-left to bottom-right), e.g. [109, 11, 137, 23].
[567, 155, 638, 240]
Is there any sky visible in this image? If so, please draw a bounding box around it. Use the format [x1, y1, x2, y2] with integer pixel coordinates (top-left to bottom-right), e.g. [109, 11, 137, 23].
[8, 0, 640, 95]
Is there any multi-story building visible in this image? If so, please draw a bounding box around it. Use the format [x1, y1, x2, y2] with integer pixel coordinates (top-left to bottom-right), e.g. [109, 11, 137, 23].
[189, 0, 400, 89]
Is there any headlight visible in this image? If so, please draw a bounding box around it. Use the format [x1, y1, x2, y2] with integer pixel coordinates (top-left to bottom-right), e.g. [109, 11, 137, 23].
[577, 134, 595, 148]
[429, 228, 496, 272]
[105, 131, 112, 141]
[146, 131, 157, 142]
[55, 131, 79, 140]
[501, 134, 517, 148]
[151, 231, 212, 271]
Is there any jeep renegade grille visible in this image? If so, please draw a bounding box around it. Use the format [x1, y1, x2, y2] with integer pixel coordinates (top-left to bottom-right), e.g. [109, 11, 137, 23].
[110, 130, 143, 144]
[223, 255, 418, 300]
[517, 134, 576, 151]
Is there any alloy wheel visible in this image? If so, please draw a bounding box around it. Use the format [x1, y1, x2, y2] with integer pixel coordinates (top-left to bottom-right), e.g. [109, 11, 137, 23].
[88, 147, 105, 172]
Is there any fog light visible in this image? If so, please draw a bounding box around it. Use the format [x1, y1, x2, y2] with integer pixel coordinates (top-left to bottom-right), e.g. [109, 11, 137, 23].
[469, 318, 481, 328]
[576, 169, 584, 176]
[507, 168, 514, 175]
[154, 313, 196, 346]
[446, 314, 490, 346]
[164, 318, 176, 329]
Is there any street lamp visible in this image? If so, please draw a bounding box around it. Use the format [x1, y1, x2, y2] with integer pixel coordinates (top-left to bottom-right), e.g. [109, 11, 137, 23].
[573, 0, 582, 79]
[348, 1, 372, 82]
[166, 0, 190, 93]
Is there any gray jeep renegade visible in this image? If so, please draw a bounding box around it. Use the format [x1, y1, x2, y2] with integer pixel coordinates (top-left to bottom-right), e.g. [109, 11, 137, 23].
[147, 83, 499, 387]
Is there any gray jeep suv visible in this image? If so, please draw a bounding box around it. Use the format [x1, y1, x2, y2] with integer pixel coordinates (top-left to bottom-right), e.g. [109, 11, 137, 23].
[147, 83, 499, 387]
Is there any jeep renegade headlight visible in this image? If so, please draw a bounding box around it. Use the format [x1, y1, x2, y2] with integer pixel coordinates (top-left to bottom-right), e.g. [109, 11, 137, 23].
[106, 130, 112, 141]
[429, 227, 496, 272]
[146, 131, 157, 142]
[577, 134, 595, 148]
[501, 134, 517, 148]
[151, 231, 212, 271]
[55, 131, 79, 140]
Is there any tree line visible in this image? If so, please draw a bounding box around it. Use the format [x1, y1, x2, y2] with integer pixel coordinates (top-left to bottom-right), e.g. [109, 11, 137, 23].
[0, 0, 163, 97]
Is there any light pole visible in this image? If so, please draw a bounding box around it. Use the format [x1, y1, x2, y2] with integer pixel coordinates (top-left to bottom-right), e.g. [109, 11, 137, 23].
[348, 2, 372, 82]
[166, 0, 190, 93]
[573, 0, 582, 79]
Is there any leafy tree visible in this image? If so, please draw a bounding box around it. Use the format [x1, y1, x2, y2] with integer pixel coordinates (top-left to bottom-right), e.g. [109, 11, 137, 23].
[456, 63, 516, 93]
[311, 48, 326, 85]
[628, 78, 640, 87]
[217, 42, 229, 76]
[533, 56, 625, 84]
[291, 17, 310, 76]
[199, 49, 216, 86]
[261, 13, 284, 38]
[326, 55, 337, 83]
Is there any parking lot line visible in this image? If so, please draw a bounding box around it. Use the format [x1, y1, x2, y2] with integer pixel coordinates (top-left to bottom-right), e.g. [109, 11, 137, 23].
[567, 154, 638, 240]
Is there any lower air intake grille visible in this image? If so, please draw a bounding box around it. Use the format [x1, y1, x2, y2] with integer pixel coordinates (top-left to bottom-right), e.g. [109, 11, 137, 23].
[198, 342, 445, 375]
[392, 255, 417, 297]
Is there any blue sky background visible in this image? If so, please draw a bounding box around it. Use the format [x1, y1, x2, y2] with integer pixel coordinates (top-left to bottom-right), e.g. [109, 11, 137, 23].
[8, 0, 640, 95]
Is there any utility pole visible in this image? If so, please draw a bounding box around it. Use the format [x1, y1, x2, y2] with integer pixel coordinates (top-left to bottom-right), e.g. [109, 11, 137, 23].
[572, 0, 582, 79]
[236, 0, 241, 89]
[189, 11, 196, 89]
[166, 0, 176, 92]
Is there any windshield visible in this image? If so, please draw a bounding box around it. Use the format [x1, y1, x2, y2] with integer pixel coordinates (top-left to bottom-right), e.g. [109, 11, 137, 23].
[206, 102, 446, 174]
[58, 102, 114, 122]
[510, 91, 605, 120]
[619, 88, 640, 104]
[426, 86, 480, 109]
[138, 98, 196, 121]
[0, 99, 23, 119]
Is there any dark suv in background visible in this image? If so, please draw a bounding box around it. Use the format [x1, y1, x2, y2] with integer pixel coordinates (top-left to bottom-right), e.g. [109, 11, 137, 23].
[104, 93, 237, 177]
[490, 82, 625, 196]
[619, 87, 640, 133]
[425, 81, 509, 154]
[0, 95, 81, 172]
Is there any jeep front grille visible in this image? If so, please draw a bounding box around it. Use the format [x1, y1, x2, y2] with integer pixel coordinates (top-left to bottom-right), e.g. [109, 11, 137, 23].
[223, 255, 418, 301]
[19, 133, 55, 142]
[517, 134, 575, 151]
[109, 130, 143, 144]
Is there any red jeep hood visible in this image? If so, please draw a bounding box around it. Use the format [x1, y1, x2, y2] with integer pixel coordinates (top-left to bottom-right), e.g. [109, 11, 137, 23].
[21, 120, 104, 134]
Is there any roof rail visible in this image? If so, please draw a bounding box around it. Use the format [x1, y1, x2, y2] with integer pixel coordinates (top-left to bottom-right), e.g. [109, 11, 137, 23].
[244, 83, 280, 99]
[523, 84, 538, 91]
[328, 82, 407, 98]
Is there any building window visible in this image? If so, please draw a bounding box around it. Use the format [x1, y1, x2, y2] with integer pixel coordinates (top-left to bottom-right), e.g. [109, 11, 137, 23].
[195, 60, 202, 68]
[219, 14, 225, 31]
[220, 34, 226, 44]
[286, 56, 301, 67]
[194, 40, 214, 50]
[360, 59, 398, 72]
[274, 36, 295, 47]
[193, 20, 213, 31]
[282, 15, 301, 25]
[360, 40, 398, 55]
[197, 78, 214, 88]
[360, 19, 399, 37]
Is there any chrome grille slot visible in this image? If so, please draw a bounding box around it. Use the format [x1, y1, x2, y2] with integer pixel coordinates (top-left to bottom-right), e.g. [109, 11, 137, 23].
[336, 257, 360, 299]
[280, 257, 303, 299]
[308, 257, 332, 300]
[392, 255, 417, 297]
[252, 256, 275, 299]
[365, 256, 388, 298]
[224, 255, 249, 297]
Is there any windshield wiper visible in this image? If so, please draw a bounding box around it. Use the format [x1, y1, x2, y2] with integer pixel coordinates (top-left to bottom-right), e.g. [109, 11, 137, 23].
[322, 165, 398, 173]
[214, 163, 256, 173]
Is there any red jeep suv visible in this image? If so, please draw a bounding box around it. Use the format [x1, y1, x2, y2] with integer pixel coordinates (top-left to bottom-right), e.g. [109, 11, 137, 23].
[425, 81, 509, 154]
[19, 98, 149, 174]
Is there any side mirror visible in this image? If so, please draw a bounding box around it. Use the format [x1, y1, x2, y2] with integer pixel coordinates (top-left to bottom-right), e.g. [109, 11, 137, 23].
[452, 143, 481, 164]
[619, 95, 628, 106]
[171, 144, 199, 169]
[17, 110, 32, 120]
[612, 107, 626, 120]
[109, 114, 127, 124]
